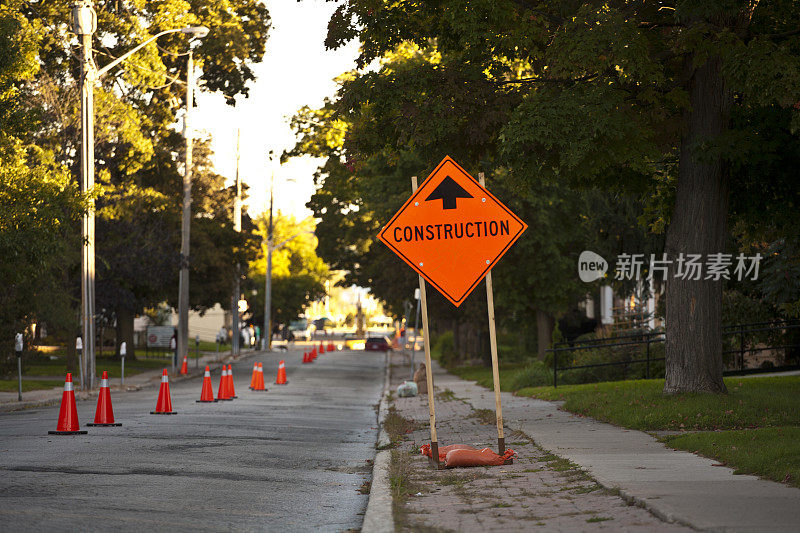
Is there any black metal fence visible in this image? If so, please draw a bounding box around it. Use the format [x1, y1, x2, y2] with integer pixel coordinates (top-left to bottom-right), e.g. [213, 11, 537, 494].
[549, 320, 800, 387]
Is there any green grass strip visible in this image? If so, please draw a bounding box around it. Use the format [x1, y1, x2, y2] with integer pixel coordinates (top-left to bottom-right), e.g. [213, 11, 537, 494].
[662, 427, 800, 488]
[0, 379, 65, 393]
[517, 376, 800, 431]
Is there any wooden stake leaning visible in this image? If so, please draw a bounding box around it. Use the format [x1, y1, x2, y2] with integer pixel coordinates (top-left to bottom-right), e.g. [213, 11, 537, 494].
[412, 175, 441, 469]
[478, 173, 506, 456]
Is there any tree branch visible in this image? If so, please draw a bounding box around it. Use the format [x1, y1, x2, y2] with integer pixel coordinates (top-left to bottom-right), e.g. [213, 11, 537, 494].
[496, 72, 601, 86]
[637, 22, 683, 29]
[506, 0, 565, 25]
[761, 27, 800, 40]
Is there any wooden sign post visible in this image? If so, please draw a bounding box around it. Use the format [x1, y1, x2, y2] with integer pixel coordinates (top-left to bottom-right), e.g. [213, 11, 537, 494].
[479, 173, 505, 454]
[412, 175, 440, 468]
[378, 157, 526, 466]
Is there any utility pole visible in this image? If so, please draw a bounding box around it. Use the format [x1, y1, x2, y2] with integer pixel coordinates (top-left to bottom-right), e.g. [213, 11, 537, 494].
[177, 50, 194, 373]
[71, 3, 207, 388]
[232, 130, 242, 356]
[73, 1, 97, 390]
[264, 169, 274, 351]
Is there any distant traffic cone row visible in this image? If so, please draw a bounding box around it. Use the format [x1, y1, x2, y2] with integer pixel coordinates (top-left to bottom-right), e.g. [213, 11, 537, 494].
[275, 360, 288, 385]
[50, 349, 310, 431]
[327, 342, 335, 351]
[227, 364, 238, 399]
[87, 371, 121, 426]
[180, 355, 189, 375]
[197, 366, 216, 403]
[49, 373, 87, 435]
[319, 343, 325, 354]
[151, 369, 176, 414]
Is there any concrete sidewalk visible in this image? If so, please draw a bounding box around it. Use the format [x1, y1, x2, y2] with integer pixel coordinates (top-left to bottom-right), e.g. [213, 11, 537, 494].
[0, 348, 269, 412]
[431, 360, 800, 532]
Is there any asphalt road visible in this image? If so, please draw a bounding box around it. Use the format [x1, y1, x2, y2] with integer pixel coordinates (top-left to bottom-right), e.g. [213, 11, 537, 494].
[0, 347, 385, 532]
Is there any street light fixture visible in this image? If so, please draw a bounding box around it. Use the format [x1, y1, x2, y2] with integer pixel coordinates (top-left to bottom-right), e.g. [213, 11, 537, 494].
[72, 0, 208, 388]
[181, 26, 210, 38]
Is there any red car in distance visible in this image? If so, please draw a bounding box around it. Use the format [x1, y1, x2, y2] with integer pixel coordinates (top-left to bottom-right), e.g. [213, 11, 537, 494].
[365, 336, 392, 352]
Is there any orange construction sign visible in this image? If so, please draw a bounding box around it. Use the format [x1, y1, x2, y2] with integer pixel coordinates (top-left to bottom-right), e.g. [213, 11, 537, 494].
[378, 156, 527, 306]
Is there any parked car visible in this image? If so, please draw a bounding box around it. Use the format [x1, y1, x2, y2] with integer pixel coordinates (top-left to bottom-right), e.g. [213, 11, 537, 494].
[343, 333, 366, 350]
[287, 319, 313, 341]
[365, 336, 391, 352]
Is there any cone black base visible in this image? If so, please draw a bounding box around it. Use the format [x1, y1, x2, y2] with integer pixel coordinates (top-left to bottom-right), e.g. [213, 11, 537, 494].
[216, 398, 233, 401]
[48, 430, 88, 435]
[275, 382, 288, 385]
[196, 399, 218, 403]
[150, 411, 177, 414]
[86, 422, 122, 427]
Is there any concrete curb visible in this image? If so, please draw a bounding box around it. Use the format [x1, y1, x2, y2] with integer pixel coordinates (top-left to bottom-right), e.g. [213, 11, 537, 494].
[362, 351, 395, 533]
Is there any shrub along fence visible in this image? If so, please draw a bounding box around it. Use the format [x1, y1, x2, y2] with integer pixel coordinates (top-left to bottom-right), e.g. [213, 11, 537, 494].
[548, 320, 800, 387]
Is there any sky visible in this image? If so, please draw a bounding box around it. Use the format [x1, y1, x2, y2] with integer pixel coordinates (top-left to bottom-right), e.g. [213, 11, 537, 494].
[193, 0, 360, 220]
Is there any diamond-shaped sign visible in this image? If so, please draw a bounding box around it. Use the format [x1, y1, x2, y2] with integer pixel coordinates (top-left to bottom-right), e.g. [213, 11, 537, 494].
[378, 156, 527, 306]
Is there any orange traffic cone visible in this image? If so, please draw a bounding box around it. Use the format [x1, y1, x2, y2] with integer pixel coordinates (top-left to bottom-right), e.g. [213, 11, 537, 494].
[319, 342, 325, 354]
[87, 370, 121, 426]
[227, 364, 237, 399]
[275, 360, 288, 385]
[49, 373, 87, 435]
[196, 366, 216, 403]
[249, 362, 258, 389]
[217, 366, 231, 400]
[302, 352, 309, 364]
[180, 355, 189, 375]
[328, 342, 334, 351]
[151, 369, 177, 414]
[254, 362, 267, 391]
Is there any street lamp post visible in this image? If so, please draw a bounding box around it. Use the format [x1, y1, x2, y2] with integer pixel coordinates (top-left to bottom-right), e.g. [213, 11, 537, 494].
[176, 50, 195, 374]
[73, 1, 97, 389]
[71, 0, 207, 388]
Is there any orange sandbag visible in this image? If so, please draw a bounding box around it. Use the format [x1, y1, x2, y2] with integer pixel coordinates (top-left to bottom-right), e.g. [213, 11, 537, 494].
[420, 443, 478, 460]
[444, 447, 517, 468]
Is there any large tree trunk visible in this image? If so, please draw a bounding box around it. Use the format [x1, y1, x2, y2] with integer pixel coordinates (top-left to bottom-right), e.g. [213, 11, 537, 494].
[664, 55, 731, 394]
[116, 307, 136, 360]
[535, 309, 554, 360]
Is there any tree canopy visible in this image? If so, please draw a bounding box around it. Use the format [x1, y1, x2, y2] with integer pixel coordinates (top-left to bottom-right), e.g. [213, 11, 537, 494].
[2, 0, 272, 360]
[286, 0, 800, 392]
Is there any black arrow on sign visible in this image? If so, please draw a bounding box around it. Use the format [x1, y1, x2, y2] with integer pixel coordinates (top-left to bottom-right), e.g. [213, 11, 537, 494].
[425, 176, 474, 209]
